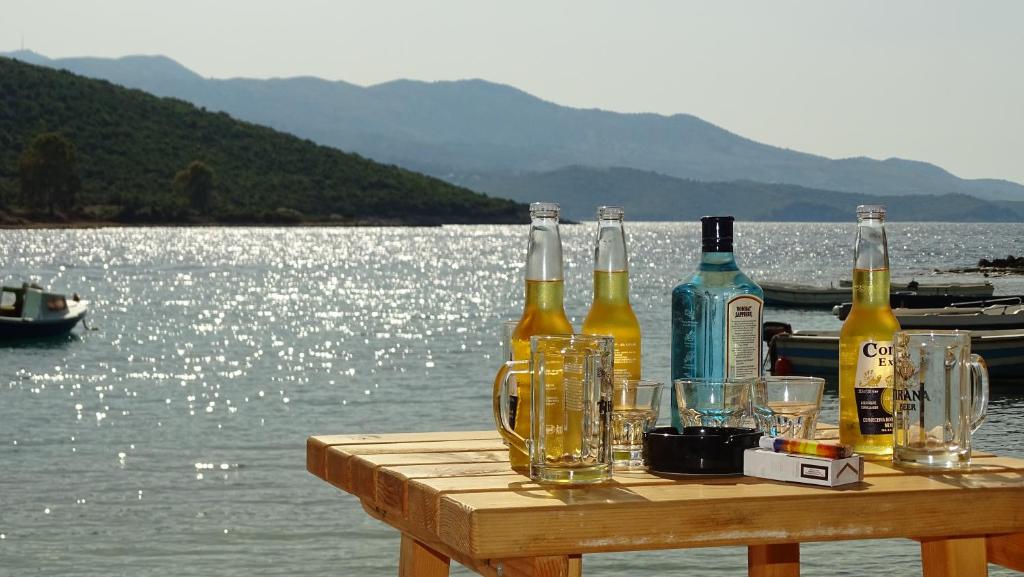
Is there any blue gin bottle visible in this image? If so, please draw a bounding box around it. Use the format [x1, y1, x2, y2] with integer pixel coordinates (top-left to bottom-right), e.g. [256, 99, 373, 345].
[670, 216, 764, 429]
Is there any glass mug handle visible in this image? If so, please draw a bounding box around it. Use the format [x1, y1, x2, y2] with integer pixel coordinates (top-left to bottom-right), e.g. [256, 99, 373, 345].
[492, 360, 529, 456]
[967, 353, 989, 434]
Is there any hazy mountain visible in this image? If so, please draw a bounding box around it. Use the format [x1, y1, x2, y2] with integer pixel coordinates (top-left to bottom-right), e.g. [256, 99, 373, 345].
[8, 50, 1024, 203]
[466, 166, 1024, 222]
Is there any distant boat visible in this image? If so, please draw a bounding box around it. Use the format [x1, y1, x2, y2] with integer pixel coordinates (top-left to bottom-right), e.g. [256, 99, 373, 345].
[761, 280, 994, 308]
[769, 328, 1024, 385]
[0, 283, 89, 340]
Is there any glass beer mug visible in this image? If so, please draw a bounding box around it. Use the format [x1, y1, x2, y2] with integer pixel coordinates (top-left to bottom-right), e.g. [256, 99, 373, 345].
[493, 334, 614, 484]
[893, 330, 989, 468]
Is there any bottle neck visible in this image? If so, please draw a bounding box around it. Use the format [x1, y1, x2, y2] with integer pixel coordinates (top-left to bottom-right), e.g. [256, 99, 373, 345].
[525, 279, 565, 310]
[852, 217, 891, 308]
[699, 251, 739, 271]
[594, 219, 628, 273]
[525, 217, 563, 281]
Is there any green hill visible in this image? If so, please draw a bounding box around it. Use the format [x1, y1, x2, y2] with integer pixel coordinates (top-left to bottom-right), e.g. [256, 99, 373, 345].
[0, 57, 527, 225]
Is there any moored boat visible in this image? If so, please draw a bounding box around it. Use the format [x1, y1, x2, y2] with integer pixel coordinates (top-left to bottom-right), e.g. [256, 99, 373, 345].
[769, 328, 1024, 385]
[0, 283, 89, 340]
[761, 280, 995, 308]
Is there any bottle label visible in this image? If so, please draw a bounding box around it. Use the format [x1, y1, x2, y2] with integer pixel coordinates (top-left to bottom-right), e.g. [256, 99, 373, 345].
[854, 340, 895, 435]
[725, 295, 763, 379]
[613, 340, 640, 384]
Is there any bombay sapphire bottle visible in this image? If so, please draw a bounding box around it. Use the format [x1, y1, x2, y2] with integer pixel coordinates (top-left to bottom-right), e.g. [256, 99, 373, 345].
[670, 216, 764, 429]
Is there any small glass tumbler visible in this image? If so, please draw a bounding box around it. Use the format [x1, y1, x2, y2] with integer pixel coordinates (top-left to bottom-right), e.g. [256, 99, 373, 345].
[673, 379, 754, 428]
[611, 380, 664, 471]
[753, 376, 825, 439]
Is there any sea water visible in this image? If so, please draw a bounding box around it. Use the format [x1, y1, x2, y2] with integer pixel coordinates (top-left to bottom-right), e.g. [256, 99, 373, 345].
[1, 223, 1023, 577]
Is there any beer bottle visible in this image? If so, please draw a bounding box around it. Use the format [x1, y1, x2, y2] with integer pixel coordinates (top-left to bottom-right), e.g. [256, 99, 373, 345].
[508, 202, 573, 470]
[839, 205, 901, 458]
[582, 206, 641, 383]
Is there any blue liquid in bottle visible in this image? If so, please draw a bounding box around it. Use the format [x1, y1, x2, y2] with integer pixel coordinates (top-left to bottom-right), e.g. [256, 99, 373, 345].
[670, 216, 764, 429]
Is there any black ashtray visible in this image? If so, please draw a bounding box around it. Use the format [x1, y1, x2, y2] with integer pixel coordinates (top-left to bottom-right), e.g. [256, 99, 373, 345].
[644, 426, 761, 475]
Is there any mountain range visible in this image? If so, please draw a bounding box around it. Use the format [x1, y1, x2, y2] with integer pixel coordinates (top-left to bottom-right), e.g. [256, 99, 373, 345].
[7, 50, 1024, 220]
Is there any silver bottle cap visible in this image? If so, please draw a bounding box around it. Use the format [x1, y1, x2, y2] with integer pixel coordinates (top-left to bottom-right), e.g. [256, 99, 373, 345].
[530, 202, 560, 219]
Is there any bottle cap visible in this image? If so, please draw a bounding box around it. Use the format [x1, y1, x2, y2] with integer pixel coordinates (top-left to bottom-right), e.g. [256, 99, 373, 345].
[530, 202, 560, 219]
[856, 204, 886, 219]
[597, 206, 624, 220]
[701, 216, 734, 252]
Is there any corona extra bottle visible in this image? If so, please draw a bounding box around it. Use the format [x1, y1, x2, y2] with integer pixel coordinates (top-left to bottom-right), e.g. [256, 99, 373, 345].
[839, 205, 901, 458]
[670, 216, 764, 429]
[582, 206, 641, 383]
[508, 202, 573, 470]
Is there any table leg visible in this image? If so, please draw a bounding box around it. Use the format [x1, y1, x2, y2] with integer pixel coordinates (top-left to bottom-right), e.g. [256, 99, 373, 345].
[748, 543, 800, 577]
[987, 532, 1024, 572]
[399, 533, 451, 577]
[920, 536, 988, 577]
[490, 554, 583, 577]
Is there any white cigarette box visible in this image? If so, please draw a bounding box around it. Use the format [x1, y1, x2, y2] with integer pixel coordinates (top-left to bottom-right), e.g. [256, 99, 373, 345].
[743, 449, 864, 487]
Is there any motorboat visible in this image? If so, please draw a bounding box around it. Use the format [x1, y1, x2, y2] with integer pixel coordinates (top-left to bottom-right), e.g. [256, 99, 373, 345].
[0, 283, 89, 339]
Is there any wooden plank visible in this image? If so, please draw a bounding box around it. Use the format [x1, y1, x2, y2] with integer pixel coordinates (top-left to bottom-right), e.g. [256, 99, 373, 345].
[306, 431, 499, 479]
[987, 532, 1024, 572]
[323, 440, 509, 490]
[748, 543, 799, 577]
[351, 452, 511, 504]
[329, 449, 508, 493]
[920, 536, 988, 577]
[372, 461, 520, 514]
[438, 472, 1024, 558]
[399, 533, 451, 577]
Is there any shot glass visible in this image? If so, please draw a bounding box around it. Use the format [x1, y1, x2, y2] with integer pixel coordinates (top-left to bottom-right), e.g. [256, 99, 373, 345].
[752, 376, 825, 439]
[674, 379, 754, 428]
[610, 380, 664, 471]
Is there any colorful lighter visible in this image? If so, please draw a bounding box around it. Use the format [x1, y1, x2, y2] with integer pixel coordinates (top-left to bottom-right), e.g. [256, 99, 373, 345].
[758, 436, 853, 460]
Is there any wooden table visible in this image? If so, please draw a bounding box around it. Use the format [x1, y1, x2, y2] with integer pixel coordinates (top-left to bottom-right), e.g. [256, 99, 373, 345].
[307, 425, 1024, 577]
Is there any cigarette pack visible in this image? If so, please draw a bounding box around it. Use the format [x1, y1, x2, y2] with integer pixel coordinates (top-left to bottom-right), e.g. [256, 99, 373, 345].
[743, 449, 864, 487]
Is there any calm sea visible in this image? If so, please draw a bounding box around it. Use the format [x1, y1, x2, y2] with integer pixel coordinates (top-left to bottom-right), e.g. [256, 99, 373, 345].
[2, 223, 1023, 577]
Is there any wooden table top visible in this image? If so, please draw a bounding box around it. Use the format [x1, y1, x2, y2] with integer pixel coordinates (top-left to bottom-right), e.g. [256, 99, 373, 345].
[307, 425, 1024, 563]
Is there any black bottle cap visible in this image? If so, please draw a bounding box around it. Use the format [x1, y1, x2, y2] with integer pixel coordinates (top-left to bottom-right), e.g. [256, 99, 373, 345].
[701, 216, 734, 253]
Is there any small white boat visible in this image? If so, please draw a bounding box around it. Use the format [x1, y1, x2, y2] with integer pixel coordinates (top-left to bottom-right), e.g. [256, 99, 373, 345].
[761, 280, 994, 308]
[769, 328, 1024, 385]
[0, 283, 89, 340]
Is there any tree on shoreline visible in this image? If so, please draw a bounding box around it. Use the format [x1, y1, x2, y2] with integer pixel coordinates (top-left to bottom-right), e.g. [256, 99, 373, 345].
[18, 132, 80, 216]
[174, 160, 215, 214]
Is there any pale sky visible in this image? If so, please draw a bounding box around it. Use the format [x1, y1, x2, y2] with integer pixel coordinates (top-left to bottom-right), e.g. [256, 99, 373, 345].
[4, 0, 1023, 183]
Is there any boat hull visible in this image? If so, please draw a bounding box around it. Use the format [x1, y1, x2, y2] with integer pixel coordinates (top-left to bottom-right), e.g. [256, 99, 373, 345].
[0, 313, 85, 340]
[770, 329, 1024, 385]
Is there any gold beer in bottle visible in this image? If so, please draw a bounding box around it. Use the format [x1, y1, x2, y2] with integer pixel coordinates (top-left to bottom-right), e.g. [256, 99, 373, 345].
[508, 202, 573, 470]
[582, 206, 641, 382]
[839, 205, 900, 458]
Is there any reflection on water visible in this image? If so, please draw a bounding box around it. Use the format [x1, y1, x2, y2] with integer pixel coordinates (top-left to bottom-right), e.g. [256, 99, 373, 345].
[1, 224, 1022, 576]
